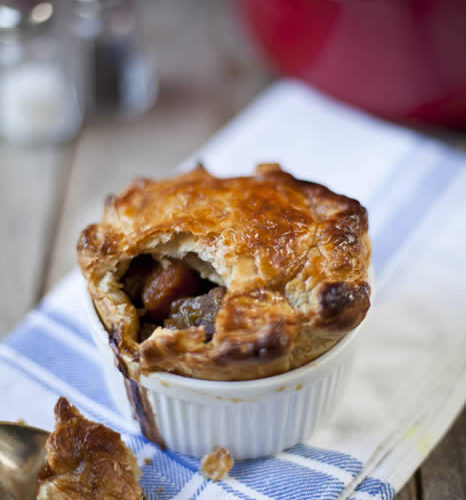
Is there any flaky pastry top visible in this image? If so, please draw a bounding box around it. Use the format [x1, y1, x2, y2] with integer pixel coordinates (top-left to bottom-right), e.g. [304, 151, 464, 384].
[78, 164, 371, 381]
[36, 398, 144, 499]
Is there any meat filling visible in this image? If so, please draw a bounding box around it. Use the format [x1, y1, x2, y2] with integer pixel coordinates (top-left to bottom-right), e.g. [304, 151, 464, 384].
[165, 286, 226, 342]
[122, 255, 224, 342]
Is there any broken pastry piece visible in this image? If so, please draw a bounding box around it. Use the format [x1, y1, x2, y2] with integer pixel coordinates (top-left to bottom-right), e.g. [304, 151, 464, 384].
[78, 164, 371, 381]
[36, 398, 144, 500]
[200, 447, 234, 482]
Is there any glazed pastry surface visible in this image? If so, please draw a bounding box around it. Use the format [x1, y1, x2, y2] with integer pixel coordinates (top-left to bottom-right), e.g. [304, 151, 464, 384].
[36, 398, 144, 499]
[78, 164, 371, 381]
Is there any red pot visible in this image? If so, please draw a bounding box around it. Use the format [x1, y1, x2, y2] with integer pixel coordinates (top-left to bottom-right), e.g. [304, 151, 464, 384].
[236, 0, 466, 128]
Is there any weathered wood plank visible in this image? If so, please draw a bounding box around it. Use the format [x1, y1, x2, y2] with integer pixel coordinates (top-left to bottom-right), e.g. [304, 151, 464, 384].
[396, 475, 420, 500]
[419, 409, 465, 500]
[45, 0, 270, 289]
[0, 144, 71, 338]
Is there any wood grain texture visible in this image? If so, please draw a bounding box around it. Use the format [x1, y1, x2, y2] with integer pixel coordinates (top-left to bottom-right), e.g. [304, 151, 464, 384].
[0, 144, 71, 336]
[396, 475, 420, 500]
[419, 410, 465, 500]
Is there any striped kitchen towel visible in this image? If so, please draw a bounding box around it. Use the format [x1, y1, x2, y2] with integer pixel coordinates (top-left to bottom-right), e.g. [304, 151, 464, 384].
[1, 80, 465, 499]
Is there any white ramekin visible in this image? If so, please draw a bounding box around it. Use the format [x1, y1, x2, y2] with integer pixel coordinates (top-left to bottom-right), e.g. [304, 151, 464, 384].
[84, 285, 362, 460]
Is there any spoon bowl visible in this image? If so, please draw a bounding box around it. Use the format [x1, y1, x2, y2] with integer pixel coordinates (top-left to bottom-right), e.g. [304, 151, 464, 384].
[0, 423, 49, 500]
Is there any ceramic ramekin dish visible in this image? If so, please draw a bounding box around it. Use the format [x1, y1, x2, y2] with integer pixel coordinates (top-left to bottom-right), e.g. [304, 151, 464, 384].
[84, 283, 363, 460]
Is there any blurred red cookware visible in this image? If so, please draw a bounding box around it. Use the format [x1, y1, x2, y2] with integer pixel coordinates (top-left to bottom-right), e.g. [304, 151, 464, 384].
[236, 0, 466, 128]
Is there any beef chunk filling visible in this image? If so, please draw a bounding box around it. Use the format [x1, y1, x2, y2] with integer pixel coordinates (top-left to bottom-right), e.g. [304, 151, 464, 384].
[164, 286, 226, 342]
[122, 255, 223, 343]
[142, 259, 204, 323]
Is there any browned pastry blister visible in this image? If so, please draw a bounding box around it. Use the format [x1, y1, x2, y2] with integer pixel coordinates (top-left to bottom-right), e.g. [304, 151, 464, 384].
[78, 164, 371, 381]
[36, 398, 144, 499]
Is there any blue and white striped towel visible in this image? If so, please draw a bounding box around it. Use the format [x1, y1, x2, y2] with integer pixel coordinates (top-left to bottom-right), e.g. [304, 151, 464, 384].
[1, 80, 465, 499]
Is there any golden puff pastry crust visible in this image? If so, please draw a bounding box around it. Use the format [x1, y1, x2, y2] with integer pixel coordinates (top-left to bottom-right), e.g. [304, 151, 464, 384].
[36, 398, 144, 500]
[78, 164, 371, 381]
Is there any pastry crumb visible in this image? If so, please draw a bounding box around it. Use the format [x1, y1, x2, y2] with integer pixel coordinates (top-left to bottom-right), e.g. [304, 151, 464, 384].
[157, 486, 163, 493]
[200, 447, 233, 482]
[144, 457, 152, 465]
[16, 418, 26, 425]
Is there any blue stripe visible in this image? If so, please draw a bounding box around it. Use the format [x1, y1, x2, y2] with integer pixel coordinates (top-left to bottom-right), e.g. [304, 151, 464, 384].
[229, 457, 345, 500]
[126, 435, 195, 500]
[0, 353, 123, 433]
[37, 305, 95, 345]
[171, 450, 355, 500]
[192, 481, 209, 500]
[352, 476, 396, 500]
[286, 444, 363, 476]
[365, 136, 425, 211]
[372, 150, 463, 276]
[162, 449, 201, 474]
[5, 320, 117, 412]
[170, 453, 258, 500]
[217, 483, 254, 500]
[170, 452, 200, 470]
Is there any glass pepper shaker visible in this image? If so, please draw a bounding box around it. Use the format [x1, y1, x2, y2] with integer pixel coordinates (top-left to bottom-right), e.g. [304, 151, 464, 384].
[71, 0, 157, 118]
[0, 1, 82, 145]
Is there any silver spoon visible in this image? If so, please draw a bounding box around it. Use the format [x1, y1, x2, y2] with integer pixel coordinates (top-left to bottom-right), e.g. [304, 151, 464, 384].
[0, 422, 49, 500]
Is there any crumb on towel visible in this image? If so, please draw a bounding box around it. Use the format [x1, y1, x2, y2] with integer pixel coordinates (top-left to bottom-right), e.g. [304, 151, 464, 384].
[200, 447, 233, 481]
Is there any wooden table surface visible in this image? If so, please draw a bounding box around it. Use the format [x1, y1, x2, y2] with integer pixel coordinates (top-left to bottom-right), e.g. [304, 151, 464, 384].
[0, 1, 464, 498]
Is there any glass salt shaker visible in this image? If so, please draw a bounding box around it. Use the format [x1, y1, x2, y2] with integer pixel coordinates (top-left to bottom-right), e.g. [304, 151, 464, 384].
[71, 0, 157, 117]
[0, 1, 82, 145]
